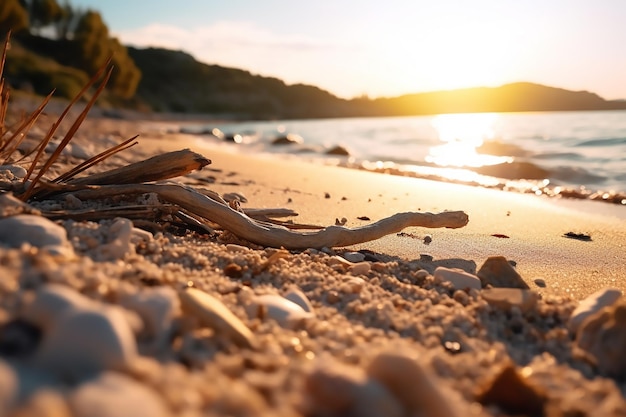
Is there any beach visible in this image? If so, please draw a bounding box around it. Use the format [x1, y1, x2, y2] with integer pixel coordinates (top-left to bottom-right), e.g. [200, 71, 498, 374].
[1, 113, 626, 416]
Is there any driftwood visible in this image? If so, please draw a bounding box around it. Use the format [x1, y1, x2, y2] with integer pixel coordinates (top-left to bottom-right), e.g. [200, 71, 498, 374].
[66, 183, 469, 249]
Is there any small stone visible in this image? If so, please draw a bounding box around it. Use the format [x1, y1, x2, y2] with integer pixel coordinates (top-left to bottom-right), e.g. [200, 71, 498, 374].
[477, 256, 529, 289]
[285, 287, 314, 313]
[70, 372, 169, 417]
[179, 287, 255, 349]
[366, 351, 461, 417]
[36, 305, 138, 378]
[476, 363, 546, 416]
[11, 388, 72, 417]
[0, 360, 18, 411]
[343, 251, 366, 263]
[94, 218, 135, 261]
[21, 284, 94, 332]
[325, 145, 351, 156]
[423, 234, 433, 244]
[575, 299, 626, 378]
[120, 286, 180, 344]
[481, 288, 539, 313]
[0, 164, 27, 178]
[342, 277, 365, 294]
[433, 266, 481, 291]
[0, 215, 73, 258]
[350, 261, 371, 276]
[305, 359, 403, 417]
[246, 294, 313, 329]
[272, 133, 303, 145]
[534, 278, 546, 287]
[569, 287, 622, 333]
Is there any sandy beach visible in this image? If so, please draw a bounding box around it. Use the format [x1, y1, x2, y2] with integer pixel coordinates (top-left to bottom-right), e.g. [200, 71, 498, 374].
[1, 113, 626, 416]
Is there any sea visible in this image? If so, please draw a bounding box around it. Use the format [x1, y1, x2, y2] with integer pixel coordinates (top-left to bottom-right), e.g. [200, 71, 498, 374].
[184, 110, 626, 205]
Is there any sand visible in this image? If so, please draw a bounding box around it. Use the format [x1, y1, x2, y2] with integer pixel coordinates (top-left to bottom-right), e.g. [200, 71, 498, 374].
[1, 112, 626, 416]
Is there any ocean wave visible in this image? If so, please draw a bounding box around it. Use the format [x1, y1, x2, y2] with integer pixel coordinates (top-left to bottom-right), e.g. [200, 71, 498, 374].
[574, 137, 626, 147]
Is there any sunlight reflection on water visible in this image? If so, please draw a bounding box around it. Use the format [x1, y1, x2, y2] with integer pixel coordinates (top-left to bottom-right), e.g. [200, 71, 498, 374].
[427, 113, 513, 169]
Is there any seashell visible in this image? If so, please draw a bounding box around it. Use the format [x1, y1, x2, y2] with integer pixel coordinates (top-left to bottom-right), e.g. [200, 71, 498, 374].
[178, 287, 255, 349]
[0, 214, 73, 258]
[568, 287, 621, 333]
[433, 266, 481, 290]
[246, 294, 313, 329]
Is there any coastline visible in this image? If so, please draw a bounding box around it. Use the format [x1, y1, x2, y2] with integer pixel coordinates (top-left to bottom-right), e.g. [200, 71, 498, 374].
[137, 128, 626, 301]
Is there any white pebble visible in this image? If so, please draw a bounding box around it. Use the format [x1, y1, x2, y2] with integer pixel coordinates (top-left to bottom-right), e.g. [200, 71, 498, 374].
[285, 287, 314, 313]
[481, 288, 539, 313]
[95, 218, 134, 261]
[120, 286, 180, 345]
[70, 372, 169, 417]
[350, 261, 371, 276]
[21, 284, 94, 331]
[36, 305, 138, 378]
[569, 287, 622, 333]
[246, 294, 313, 329]
[0, 164, 27, 178]
[0, 215, 73, 257]
[433, 266, 481, 291]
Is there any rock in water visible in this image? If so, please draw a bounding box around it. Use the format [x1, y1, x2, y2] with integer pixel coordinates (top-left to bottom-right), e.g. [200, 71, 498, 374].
[178, 287, 256, 349]
[568, 287, 622, 333]
[0, 214, 74, 258]
[574, 300, 626, 378]
[477, 256, 529, 289]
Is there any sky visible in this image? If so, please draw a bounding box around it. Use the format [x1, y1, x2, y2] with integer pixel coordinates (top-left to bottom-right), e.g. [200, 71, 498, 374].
[69, 0, 626, 100]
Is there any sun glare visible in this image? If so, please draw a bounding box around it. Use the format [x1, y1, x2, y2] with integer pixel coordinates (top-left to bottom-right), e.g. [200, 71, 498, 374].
[427, 113, 511, 168]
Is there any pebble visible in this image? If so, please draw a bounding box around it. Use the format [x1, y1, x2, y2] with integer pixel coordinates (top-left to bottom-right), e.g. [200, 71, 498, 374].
[0, 360, 18, 411]
[304, 359, 404, 417]
[423, 234, 433, 244]
[477, 256, 529, 289]
[12, 389, 72, 417]
[481, 288, 539, 313]
[343, 251, 366, 263]
[533, 278, 546, 287]
[574, 300, 626, 378]
[0, 164, 27, 178]
[21, 284, 94, 331]
[246, 294, 313, 328]
[568, 287, 622, 333]
[70, 372, 169, 417]
[285, 287, 314, 313]
[476, 363, 546, 416]
[95, 218, 135, 261]
[36, 303, 138, 379]
[366, 351, 461, 417]
[0, 214, 74, 257]
[325, 145, 351, 156]
[433, 266, 481, 290]
[178, 287, 256, 349]
[350, 261, 371, 276]
[120, 286, 180, 345]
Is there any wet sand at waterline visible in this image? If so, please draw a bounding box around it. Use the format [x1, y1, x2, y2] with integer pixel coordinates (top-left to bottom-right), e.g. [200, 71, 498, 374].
[1, 114, 625, 416]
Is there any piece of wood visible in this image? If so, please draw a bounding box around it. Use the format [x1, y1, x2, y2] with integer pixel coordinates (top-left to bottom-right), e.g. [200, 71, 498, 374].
[68, 149, 211, 186]
[67, 183, 469, 249]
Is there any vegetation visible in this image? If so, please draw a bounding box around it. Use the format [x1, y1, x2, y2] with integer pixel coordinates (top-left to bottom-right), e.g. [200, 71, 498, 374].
[2, 0, 626, 119]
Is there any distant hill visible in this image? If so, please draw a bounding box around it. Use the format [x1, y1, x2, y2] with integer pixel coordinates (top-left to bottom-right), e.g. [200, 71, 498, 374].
[128, 46, 626, 119]
[6, 38, 626, 119]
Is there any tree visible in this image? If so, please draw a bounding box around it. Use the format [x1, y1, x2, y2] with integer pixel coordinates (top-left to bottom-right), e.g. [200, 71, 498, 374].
[0, 0, 29, 36]
[25, 0, 64, 32]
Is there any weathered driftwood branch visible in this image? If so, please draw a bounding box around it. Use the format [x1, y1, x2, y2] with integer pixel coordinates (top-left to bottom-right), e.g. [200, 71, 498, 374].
[67, 183, 469, 249]
[68, 149, 211, 186]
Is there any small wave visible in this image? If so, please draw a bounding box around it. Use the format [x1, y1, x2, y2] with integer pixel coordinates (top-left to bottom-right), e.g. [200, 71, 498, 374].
[574, 137, 626, 147]
[549, 166, 607, 185]
[476, 140, 531, 157]
[532, 152, 585, 161]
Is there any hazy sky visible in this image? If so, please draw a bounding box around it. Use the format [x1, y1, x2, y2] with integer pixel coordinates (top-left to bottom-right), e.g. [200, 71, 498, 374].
[70, 0, 626, 100]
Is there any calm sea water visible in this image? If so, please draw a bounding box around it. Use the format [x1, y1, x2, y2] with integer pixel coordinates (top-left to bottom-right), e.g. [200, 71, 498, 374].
[187, 110, 626, 203]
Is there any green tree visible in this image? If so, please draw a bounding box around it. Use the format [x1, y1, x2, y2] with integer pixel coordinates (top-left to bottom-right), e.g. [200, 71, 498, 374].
[25, 0, 64, 31]
[0, 0, 29, 36]
[72, 10, 141, 98]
